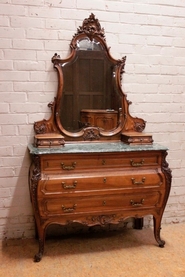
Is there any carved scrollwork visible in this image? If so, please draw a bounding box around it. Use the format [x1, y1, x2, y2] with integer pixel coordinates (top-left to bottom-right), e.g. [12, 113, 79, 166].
[34, 100, 58, 134]
[117, 56, 127, 82]
[87, 214, 116, 225]
[76, 13, 105, 41]
[134, 120, 146, 132]
[30, 155, 41, 213]
[161, 151, 172, 193]
[83, 127, 100, 141]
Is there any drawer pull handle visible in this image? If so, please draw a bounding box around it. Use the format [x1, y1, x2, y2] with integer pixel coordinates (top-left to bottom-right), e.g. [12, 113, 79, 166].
[131, 177, 145, 185]
[62, 204, 77, 213]
[61, 162, 76, 170]
[62, 181, 77, 189]
[130, 159, 144, 167]
[130, 199, 144, 207]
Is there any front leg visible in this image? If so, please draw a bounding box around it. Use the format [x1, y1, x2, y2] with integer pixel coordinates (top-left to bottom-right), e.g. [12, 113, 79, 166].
[34, 237, 45, 262]
[153, 216, 165, 247]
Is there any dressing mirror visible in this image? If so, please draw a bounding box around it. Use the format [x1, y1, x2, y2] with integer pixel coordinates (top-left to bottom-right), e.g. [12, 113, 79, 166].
[34, 13, 147, 145]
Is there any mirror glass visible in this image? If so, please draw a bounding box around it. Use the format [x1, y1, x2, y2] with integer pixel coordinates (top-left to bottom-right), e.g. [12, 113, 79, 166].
[59, 38, 122, 132]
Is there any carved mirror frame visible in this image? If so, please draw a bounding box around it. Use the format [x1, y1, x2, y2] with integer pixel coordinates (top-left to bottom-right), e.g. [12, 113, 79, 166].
[34, 14, 147, 145]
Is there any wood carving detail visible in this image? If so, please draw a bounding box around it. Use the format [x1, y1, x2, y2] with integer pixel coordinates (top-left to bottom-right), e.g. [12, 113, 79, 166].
[30, 155, 41, 214]
[34, 100, 58, 134]
[83, 127, 100, 141]
[75, 13, 105, 41]
[161, 151, 172, 200]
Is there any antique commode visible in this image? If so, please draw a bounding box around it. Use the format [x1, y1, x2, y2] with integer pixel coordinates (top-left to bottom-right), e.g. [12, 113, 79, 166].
[28, 14, 172, 262]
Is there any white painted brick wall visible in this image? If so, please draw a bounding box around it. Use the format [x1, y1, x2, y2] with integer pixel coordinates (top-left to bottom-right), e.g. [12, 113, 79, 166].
[0, 0, 185, 239]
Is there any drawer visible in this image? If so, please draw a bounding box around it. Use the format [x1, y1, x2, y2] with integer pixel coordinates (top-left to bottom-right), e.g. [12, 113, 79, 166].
[38, 170, 164, 196]
[41, 152, 161, 173]
[38, 191, 163, 217]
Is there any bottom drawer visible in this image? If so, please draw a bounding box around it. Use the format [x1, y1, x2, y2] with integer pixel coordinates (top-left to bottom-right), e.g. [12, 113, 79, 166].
[38, 191, 162, 217]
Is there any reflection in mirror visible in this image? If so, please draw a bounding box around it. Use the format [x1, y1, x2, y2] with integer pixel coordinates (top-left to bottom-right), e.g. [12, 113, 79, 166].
[77, 38, 103, 51]
[60, 45, 122, 132]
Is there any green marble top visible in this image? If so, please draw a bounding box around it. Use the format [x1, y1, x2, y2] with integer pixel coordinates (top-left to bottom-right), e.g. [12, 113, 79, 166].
[28, 142, 168, 155]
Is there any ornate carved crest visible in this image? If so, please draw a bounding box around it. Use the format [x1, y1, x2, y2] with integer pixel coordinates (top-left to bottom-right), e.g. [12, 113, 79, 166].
[76, 13, 105, 41]
[83, 127, 100, 141]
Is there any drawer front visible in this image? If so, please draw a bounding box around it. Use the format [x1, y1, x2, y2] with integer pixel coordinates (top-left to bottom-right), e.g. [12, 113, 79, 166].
[38, 170, 163, 196]
[41, 152, 161, 173]
[38, 191, 162, 217]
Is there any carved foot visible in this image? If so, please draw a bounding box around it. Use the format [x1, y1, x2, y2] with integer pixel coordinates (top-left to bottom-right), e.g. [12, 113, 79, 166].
[158, 239, 165, 248]
[34, 252, 43, 262]
[34, 237, 45, 262]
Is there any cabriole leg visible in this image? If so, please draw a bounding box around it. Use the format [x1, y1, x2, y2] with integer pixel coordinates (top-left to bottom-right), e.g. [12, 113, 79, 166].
[153, 216, 165, 248]
[34, 227, 46, 262]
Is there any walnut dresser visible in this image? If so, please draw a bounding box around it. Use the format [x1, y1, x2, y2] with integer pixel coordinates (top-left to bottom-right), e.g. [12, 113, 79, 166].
[28, 14, 172, 262]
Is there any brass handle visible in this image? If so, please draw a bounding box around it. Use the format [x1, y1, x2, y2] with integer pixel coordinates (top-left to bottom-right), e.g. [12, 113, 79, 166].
[130, 159, 144, 167]
[62, 181, 77, 189]
[130, 199, 144, 207]
[62, 204, 77, 213]
[131, 177, 145, 185]
[61, 162, 76, 170]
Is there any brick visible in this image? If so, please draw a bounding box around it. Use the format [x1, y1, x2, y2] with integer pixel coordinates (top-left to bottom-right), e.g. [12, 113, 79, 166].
[26, 28, 58, 40]
[1, 157, 23, 167]
[0, 167, 14, 177]
[28, 6, 60, 18]
[0, 177, 17, 188]
[0, 16, 9, 27]
[17, 125, 33, 136]
[77, 0, 105, 10]
[0, 71, 29, 81]
[0, 27, 25, 38]
[36, 50, 57, 61]
[10, 103, 42, 113]
[0, 103, 9, 113]
[27, 91, 55, 102]
[1, 92, 26, 103]
[0, 146, 13, 156]
[0, 4, 26, 16]
[4, 49, 37, 61]
[44, 40, 68, 51]
[0, 82, 13, 92]
[30, 71, 56, 82]
[0, 38, 12, 49]
[13, 39, 44, 50]
[12, 0, 44, 5]
[10, 16, 44, 28]
[45, 19, 75, 30]
[0, 114, 27, 124]
[14, 82, 44, 92]
[0, 60, 13, 70]
[0, 188, 11, 197]
[45, 0, 76, 8]
[13, 61, 45, 71]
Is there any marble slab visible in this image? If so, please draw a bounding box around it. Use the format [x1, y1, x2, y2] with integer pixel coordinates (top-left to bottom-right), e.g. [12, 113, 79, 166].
[28, 142, 168, 155]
